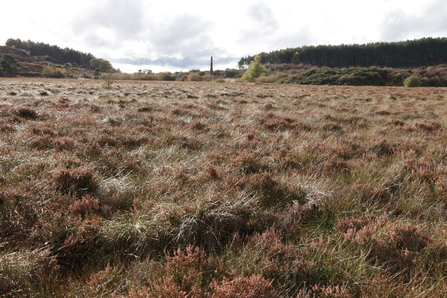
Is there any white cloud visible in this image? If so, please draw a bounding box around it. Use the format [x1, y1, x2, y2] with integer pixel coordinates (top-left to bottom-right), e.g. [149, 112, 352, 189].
[1, 0, 447, 73]
[72, 0, 144, 46]
[379, 0, 447, 41]
[236, 0, 280, 49]
[148, 14, 213, 54]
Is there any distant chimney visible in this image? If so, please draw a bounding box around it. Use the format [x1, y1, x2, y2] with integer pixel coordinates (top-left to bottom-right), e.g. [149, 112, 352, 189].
[210, 56, 214, 74]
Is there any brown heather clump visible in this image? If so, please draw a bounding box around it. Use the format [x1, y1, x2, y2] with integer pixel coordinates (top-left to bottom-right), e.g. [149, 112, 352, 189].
[208, 272, 276, 298]
[69, 194, 101, 218]
[387, 224, 430, 252]
[29, 135, 54, 150]
[30, 124, 57, 136]
[338, 214, 432, 278]
[310, 284, 353, 298]
[51, 167, 98, 195]
[53, 137, 76, 151]
[4, 79, 447, 296]
[0, 123, 15, 132]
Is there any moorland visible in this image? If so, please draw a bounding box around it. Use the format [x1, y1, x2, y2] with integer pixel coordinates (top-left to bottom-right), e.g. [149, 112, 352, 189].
[2, 78, 447, 297]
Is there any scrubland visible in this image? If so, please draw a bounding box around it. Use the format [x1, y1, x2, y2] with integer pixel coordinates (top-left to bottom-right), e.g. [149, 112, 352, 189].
[2, 78, 447, 297]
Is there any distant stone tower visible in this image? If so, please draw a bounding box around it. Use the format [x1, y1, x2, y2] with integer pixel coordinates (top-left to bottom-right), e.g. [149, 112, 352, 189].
[210, 56, 214, 74]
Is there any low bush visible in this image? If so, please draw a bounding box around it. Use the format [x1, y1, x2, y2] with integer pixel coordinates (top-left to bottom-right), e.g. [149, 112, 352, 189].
[187, 72, 202, 82]
[42, 66, 68, 78]
[403, 75, 422, 87]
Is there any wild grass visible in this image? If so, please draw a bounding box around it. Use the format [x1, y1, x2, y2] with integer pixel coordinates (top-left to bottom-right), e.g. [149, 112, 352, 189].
[1, 78, 447, 296]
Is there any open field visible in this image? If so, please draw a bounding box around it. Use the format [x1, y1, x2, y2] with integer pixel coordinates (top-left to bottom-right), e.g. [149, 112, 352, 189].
[2, 78, 447, 297]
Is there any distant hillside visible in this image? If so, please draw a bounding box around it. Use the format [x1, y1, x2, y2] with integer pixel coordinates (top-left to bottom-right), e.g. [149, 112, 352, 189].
[5, 38, 95, 68]
[239, 37, 447, 68]
[0, 45, 93, 78]
[0, 39, 114, 78]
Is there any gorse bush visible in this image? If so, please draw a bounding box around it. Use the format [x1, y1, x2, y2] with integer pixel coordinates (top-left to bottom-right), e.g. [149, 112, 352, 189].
[404, 75, 422, 87]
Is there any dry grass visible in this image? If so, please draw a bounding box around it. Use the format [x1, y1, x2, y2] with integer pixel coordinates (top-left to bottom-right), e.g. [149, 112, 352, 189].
[2, 78, 447, 296]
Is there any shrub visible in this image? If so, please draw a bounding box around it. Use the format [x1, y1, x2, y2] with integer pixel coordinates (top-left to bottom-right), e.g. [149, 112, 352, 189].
[101, 74, 114, 89]
[256, 72, 288, 84]
[187, 72, 202, 81]
[89, 58, 113, 72]
[156, 72, 176, 81]
[42, 66, 67, 78]
[404, 75, 422, 87]
[202, 73, 213, 81]
[242, 56, 269, 82]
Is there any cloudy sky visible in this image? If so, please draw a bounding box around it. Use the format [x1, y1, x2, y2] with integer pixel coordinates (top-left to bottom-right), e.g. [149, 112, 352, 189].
[2, 0, 447, 73]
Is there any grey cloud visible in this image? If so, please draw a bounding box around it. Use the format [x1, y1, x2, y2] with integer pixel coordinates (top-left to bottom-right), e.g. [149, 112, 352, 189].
[148, 14, 214, 55]
[111, 54, 237, 69]
[380, 0, 447, 41]
[113, 14, 222, 69]
[73, 5, 232, 70]
[82, 33, 114, 48]
[238, 1, 280, 45]
[73, 0, 144, 46]
[281, 29, 315, 49]
[247, 0, 279, 32]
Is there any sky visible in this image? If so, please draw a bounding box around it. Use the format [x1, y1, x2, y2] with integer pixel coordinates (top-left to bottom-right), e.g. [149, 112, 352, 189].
[2, 0, 447, 73]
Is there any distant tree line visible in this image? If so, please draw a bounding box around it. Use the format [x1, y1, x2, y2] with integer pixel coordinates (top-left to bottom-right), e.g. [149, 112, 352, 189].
[5, 38, 96, 68]
[238, 37, 447, 68]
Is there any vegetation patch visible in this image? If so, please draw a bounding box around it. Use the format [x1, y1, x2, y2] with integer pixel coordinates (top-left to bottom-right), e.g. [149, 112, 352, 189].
[1, 79, 447, 296]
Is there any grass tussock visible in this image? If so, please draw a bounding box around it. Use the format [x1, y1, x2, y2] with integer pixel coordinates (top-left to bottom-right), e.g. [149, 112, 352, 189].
[1, 78, 447, 296]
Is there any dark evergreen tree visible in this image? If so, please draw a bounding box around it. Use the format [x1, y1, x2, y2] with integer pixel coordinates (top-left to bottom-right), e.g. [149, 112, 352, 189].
[239, 37, 447, 68]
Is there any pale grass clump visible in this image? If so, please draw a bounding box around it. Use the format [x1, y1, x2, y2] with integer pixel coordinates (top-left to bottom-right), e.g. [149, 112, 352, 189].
[97, 213, 168, 259]
[0, 248, 59, 296]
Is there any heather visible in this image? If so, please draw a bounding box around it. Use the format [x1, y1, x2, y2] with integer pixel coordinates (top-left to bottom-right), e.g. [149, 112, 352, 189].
[1, 78, 447, 297]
